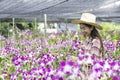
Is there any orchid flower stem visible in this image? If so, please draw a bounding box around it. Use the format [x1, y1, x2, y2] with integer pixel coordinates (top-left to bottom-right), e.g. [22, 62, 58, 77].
[86, 64, 89, 80]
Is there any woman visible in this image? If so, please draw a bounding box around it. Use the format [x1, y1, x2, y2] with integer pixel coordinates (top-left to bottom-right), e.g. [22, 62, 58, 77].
[72, 13, 104, 59]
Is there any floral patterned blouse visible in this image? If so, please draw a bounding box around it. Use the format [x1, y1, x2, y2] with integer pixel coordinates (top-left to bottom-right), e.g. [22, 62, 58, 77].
[81, 37, 102, 58]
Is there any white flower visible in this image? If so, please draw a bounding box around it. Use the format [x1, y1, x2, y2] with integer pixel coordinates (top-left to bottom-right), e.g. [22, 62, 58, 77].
[106, 69, 113, 77]
[18, 58, 22, 62]
[104, 61, 110, 71]
[40, 62, 45, 67]
[46, 77, 51, 80]
[89, 72, 96, 80]
[94, 62, 102, 69]
[77, 59, 83, 65]
[64, 64, 72, 73]
[72, 67, 79, 75]
[57, 70, 64, 77]
[113, 63, 119, 71]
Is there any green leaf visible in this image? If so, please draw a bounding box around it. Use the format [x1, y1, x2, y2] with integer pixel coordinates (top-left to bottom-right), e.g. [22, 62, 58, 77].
[0, 57, 3, 63]
[17, 76, 22, 80]
[0, 75, 4, 80]
[7, 66, 15, 74]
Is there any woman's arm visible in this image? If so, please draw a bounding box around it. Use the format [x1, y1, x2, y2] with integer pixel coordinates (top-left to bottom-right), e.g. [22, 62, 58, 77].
[90, 38, 102, 57]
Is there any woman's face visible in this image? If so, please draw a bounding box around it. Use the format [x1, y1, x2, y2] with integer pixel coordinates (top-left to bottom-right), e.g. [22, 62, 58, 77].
[80, 24, 93, 37]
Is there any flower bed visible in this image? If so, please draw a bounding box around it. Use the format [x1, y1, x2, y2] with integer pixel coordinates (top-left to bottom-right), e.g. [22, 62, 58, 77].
[0, 30, 120, 80]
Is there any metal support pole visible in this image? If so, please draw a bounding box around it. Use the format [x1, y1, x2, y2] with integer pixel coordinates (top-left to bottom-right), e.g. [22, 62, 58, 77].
[44, 14, 47, 38]
[12, 18, 15, 39]
[0, 19, 1, 48]
[35, 18, 37, 31]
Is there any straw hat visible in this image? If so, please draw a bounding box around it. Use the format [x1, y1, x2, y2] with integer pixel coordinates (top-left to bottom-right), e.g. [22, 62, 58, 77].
[71, 13, 102, 30]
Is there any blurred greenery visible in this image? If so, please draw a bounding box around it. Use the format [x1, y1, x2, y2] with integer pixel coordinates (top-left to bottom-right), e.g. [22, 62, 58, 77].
[0, 22, 10, 38]
[0, 18, 37, 38]
[101, 22, 120, 40]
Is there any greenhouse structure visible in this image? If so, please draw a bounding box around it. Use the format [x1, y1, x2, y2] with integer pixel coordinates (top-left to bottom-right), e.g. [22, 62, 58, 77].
[0, 0, 120, 80]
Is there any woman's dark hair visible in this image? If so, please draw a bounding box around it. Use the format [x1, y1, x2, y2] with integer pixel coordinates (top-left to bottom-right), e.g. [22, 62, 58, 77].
[84, 24, 104, 53]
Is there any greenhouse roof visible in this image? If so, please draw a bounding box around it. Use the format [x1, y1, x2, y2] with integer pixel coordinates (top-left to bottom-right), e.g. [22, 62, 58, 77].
[0, 0, 120, 22]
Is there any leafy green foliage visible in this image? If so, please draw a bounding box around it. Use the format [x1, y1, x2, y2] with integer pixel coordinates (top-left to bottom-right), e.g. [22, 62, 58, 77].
[0, 57, 2, 63]
[101, 22, 114, 31]
[101, 22, 120, 40]
[7, 66, 16, 74]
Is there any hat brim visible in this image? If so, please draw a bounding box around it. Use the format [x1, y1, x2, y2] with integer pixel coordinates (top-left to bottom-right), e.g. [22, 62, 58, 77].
[71, 20, 102, 30]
